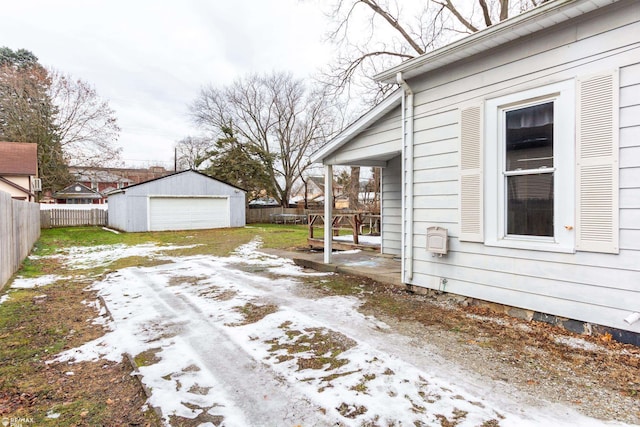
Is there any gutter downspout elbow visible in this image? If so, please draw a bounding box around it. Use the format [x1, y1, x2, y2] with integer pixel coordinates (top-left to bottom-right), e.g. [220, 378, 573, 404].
[396, 72, 415, 283]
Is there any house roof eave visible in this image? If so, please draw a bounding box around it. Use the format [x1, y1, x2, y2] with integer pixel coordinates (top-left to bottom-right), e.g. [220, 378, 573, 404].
[374, 0, 620, 83]
[311, 89, 403, 164]
[0, 176, 35, 197]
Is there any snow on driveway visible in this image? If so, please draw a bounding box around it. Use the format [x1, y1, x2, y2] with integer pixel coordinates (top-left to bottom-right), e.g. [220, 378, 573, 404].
[49, 239, 628, 427]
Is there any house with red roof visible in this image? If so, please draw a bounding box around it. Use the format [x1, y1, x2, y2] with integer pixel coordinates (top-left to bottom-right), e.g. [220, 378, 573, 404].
[0, 141, 39, 202]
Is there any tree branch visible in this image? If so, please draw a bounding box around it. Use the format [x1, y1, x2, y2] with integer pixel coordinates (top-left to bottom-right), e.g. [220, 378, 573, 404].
[359, 0, 425, 55]
[433, 0, 479, 33]
[478, 0, 493, 27]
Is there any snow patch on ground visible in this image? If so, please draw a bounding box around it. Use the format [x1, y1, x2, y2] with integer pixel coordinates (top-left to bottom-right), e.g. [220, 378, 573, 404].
[554, 335, 602, 352]
[335, 235, 381, 246]
[49, 238, 630, 426]
[11, 274, 67, 289]
[59, 243, 201, 270]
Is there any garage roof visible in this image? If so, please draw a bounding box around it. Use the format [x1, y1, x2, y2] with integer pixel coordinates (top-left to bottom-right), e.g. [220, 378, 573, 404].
[108, 169, 246, 195]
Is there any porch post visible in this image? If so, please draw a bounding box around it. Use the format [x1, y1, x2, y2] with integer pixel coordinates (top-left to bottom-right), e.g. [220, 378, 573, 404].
[324, 164, 333, 264]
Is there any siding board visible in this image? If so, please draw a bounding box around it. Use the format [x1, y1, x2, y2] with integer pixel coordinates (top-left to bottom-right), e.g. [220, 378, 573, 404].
[620, 147, 640, 168]
[619, 229, 640, 250]
[619, 83, 640, 107]
[620, 104, 640, 128]
[621, 188, 640, 208]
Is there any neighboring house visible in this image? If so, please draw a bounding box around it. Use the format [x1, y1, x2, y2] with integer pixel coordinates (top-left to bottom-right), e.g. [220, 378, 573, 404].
[312, 0, 640, 341]
[290, 176, 344, 208]
[74, 168, 133, 197]
[69, 165, 171, 186]
[108, 170, 246, 232]
[52, 183, 103, 204]
[68, 165, 171, 202]
[0, 141, 39, 202]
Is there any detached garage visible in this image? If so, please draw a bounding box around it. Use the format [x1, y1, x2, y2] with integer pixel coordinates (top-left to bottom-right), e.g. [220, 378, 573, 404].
[107, 170, 246, 232]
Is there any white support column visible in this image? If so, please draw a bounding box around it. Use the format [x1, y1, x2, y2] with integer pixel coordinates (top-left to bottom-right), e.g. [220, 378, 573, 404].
[324, 164, 333, 264]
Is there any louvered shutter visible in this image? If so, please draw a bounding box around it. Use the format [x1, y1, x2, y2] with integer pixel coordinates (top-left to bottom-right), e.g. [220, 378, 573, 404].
[576, 70, 619, 254]
[459, 106, 484, 242]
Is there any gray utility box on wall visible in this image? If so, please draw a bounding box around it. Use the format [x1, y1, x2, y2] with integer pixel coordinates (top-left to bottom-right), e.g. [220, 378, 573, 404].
[426, 226, 448, 256]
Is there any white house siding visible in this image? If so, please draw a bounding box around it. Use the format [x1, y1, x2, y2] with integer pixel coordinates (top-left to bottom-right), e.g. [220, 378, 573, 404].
[323, 107, 402, 166]
[405, 0, 640, 333]
[381, 156, 402, 255]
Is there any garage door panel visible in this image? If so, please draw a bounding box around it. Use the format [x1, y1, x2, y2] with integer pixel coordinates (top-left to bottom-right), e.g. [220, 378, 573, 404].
[149, 197, 229, 231]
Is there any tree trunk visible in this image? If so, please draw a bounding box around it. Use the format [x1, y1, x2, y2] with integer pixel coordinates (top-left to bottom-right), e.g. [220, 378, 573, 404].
[349, 166, 360, 210]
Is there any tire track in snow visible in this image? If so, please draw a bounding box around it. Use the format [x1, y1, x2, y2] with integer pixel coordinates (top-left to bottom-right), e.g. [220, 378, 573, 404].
[124, 266, 332, 426]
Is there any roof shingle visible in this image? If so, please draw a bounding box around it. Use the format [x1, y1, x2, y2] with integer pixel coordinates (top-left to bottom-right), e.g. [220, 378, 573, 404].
[0, 141, 38, 175]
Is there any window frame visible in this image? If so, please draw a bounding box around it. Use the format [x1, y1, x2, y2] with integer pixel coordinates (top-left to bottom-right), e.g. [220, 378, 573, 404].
[485, 80, 576, 253]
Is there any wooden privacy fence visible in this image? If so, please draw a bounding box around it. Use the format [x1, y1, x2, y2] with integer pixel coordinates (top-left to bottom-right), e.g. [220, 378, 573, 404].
[0, 192, 40, 289]
[246, 207, 307, 224]
[40, 208, 108, 228]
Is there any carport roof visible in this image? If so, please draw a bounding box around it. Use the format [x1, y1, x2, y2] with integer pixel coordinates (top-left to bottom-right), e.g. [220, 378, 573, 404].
[310, 89, 402, 164]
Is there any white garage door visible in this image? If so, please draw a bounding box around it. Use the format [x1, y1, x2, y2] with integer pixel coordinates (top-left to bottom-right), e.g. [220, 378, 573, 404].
[149, 197, 230, 231]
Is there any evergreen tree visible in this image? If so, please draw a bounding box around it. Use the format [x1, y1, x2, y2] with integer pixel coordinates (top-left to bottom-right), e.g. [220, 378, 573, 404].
[200, 124, 273, 203]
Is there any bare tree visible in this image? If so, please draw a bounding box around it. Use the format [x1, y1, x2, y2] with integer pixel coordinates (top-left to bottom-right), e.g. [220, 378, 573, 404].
[1, 47, 122, 191]
[49, 70, 121, 168]
[320, 0, 548, 103]
[318, 1, 547, 207]
[174, 135, 213, 171]
[191, 72, 335, 207]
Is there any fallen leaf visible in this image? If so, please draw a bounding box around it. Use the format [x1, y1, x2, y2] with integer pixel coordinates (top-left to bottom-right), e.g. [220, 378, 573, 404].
[600, 333, 613, 343]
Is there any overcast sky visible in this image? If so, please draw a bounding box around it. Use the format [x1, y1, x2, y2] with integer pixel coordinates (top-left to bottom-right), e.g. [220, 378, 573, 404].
[0, 0, 332, 168]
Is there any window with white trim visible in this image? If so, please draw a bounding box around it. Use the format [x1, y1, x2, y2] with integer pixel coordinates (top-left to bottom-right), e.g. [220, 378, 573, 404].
[485, 80, 575, 252]
[459, 72, 618, 254]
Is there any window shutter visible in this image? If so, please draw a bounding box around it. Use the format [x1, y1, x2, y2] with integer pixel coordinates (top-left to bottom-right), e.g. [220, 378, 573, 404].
[459, 106, 483, 242]
[576, 70, 619, 254]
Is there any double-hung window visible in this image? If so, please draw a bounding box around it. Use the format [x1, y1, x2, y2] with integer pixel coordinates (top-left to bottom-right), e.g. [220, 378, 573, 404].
[485, 80, 575, 252]
[504, 101, 554, 238]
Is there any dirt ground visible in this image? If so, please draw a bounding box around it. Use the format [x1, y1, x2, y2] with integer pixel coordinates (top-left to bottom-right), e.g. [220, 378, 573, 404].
[0, 279, 155, 426]
[301, 273, 640, 425]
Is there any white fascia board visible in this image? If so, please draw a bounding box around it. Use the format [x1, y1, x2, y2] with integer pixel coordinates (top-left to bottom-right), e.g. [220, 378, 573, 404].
[310, 89, 403, 164]
[375, 0, 619, 83]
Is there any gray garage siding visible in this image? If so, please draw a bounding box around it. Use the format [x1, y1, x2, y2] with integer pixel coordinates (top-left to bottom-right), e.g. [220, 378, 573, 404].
[107, 170, 245, 232]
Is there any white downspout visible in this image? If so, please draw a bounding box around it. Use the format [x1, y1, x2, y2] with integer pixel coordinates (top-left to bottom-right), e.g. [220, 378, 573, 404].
[397, 72, 415, 283]
[324, 164, 333, 264]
